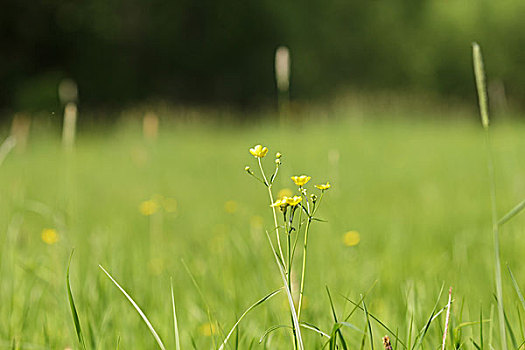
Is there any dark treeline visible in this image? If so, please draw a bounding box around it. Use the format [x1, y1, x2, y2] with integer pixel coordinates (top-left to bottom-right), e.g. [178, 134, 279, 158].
[1, 0, 525, 116]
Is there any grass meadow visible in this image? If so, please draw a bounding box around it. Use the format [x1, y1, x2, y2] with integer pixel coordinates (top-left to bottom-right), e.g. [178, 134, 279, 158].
[2, 107, 525, 349]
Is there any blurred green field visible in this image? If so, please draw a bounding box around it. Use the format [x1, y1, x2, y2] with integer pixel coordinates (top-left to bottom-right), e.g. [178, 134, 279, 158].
[1, 111, 525, 349]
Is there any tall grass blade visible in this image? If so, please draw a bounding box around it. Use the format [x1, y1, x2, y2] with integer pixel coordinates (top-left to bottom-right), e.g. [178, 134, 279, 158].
[480, 305, 484, 350]
[472, 42, 507, 350]
[503, 308, 518, 349]
[326, 286, 348, 350]
[181, 259, 220, 348]
[99, 265, 166, 350]
[499, 199, 525, 226]
[66, 251, 87, 350]
[442, 287, 452, 350]
[362, 299, 374, 350]
[171, 278, 181, 350]
[507, 265, 525, 313]
[218, 289, 281, 350]
[412, 284, 445, 349]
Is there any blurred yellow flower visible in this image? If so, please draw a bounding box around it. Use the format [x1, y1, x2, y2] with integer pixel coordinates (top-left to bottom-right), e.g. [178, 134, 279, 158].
[285, 196, 302, 206]
[199, 322, 217, 336]
[139, 200, 159, 216]
[41, 228, 59, 245]
[315, 182, 331, 190]
[291, 175, 311, 186]
[342, 231, 360, 247]
[278, 188, 293, 199]
[224, 200, 237, 213]
[249, 144, 268, 158]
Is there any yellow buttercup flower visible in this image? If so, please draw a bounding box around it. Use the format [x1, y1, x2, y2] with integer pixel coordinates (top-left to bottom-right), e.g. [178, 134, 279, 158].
[285, 196, 302, 206]
[291, 175, 311, 186]
[249, 144, 268, 158]
[41, 228, 59, 245]
[139, 200, 159, 216]
[315, 182, 331, 190]
[342, 231, 360, 247]
[270, 198, 287, 207]
[271, 196, 302, 207]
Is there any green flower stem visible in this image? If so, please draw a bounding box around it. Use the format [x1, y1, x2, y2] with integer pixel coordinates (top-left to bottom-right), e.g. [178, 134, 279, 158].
[297, 191, 324, 320]
[258, 158, 286, 265]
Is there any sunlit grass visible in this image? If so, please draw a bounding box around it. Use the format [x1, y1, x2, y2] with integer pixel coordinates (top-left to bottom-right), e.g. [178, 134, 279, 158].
[1, 111, 525, 348]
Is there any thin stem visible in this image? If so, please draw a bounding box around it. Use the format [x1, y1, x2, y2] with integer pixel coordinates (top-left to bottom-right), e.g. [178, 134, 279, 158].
[297, 191, 324, 320]
[485, 129, 507, 350]
[258, 158, 285, 264]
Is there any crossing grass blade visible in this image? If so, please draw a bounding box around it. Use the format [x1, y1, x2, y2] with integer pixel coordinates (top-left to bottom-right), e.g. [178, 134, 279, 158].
[66, 251, 87, 350]
[170, 278, 181, 350]
[99, 265, 166, 350]
[499, 199, 525, 226]
[218, 289, 281, 350]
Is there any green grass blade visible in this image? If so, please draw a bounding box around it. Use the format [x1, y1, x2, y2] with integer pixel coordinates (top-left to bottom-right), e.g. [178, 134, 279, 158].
[412, 284, 445, 349]
[480, 305, 484, 350]
[326, 286, 348, 350]
[99, 265, 166, 350]
[507, 265, 525, 313]
[259, 324, 290, 343]
[218, 289, 281, 350]
[341, 295, 407, 349]
[181, 259, 220, 348]
[499, 199, 525, 226]
[503, 308, 518, 349]
[66, 251, 87, 350]
[300, 322, 331, 338]
[362, 299, 374, 350]
[171, 278, 181, 350]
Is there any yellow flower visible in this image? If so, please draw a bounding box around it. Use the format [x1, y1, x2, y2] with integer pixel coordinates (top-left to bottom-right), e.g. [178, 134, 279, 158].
[270, 198, 287, 207]
[139, 200, 159, 216]
[342, 231, 360, 247]
[224, 200, 237, 213]
[291, 175, 311, 186]
[271, 196, 302, 207]
[285, 196, 302, 206]
[199, 322, 217, 336]
[41, 228, 59, 245]
[249, 144, 268, 158]
[315, 182, 331, 190]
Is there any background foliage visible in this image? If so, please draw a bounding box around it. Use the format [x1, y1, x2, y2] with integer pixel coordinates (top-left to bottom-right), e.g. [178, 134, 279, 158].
[2, 0, 525, 115]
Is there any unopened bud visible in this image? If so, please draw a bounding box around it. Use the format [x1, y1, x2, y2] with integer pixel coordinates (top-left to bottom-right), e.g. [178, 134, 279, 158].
[245, 166, 251, 173]
[275, 158, 281, 165]
[276, 152, 282, 159]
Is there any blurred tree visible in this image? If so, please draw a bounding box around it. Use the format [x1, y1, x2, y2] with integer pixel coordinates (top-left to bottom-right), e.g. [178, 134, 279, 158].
[1, 0, 524, 116]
